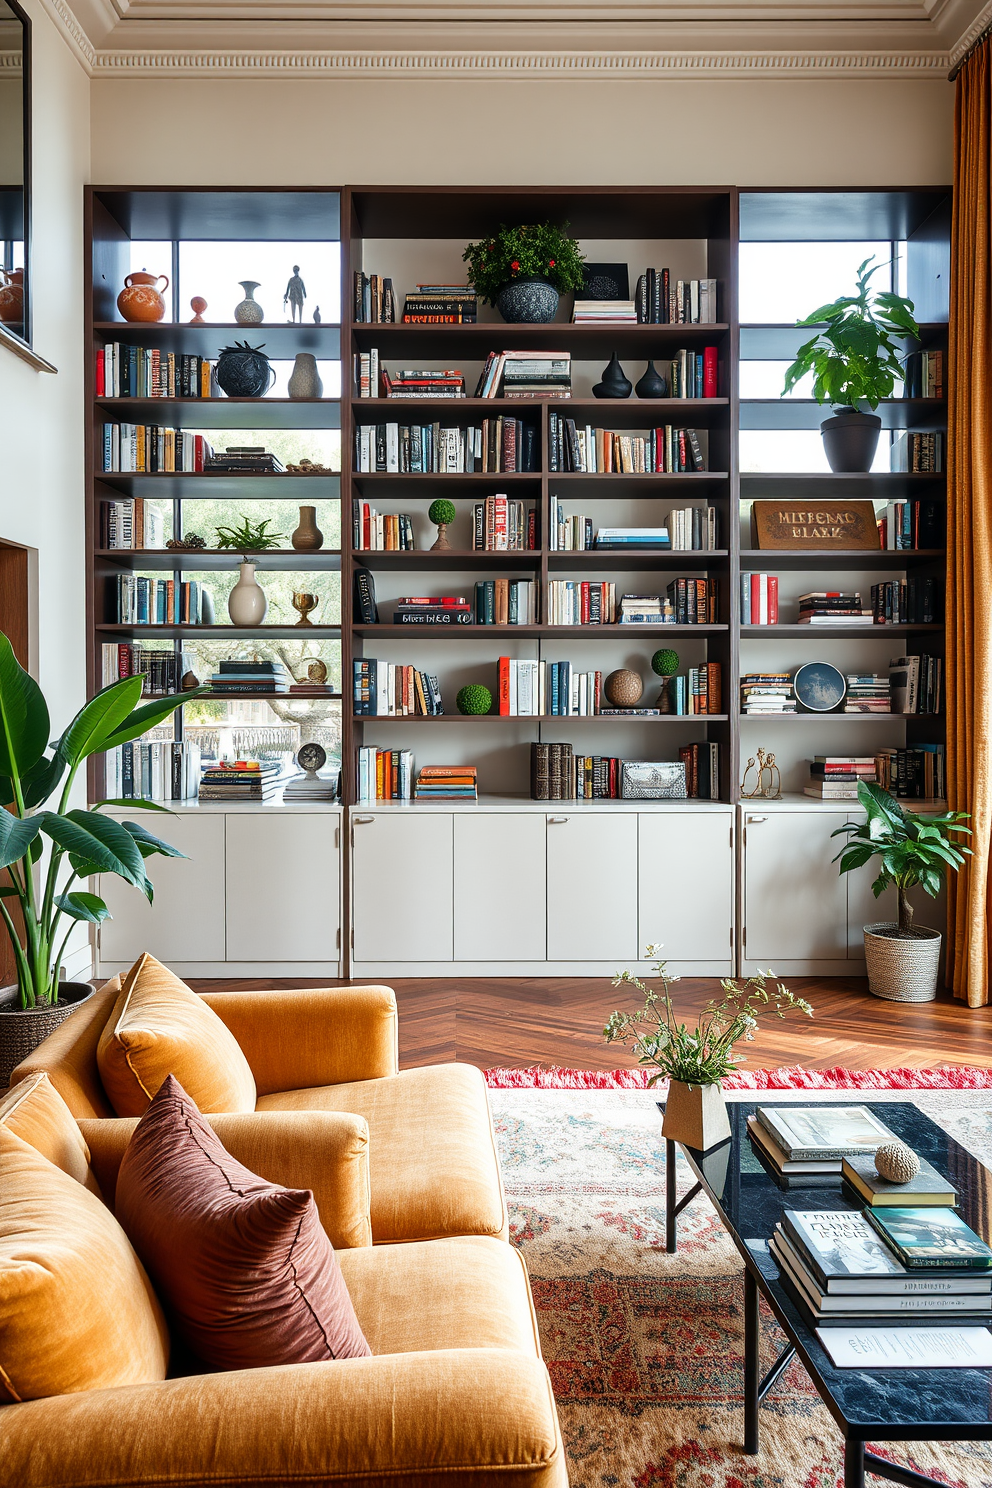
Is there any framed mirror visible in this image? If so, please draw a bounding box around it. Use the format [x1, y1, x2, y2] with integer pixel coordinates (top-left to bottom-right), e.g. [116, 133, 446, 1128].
[0, 0, 29, 350]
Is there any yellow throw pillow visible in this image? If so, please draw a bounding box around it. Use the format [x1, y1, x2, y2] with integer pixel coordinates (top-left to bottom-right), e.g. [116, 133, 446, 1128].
[0, 1072, 101, 1196]
[0, 1126, 169, 1402]
[97, 953, 256, 1117]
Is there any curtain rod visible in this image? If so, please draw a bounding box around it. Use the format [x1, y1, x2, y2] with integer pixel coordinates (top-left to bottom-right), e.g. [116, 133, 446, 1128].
[949, 17, 992, 81]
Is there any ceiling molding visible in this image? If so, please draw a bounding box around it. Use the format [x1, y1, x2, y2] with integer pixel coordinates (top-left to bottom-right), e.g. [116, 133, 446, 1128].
[35, 0, 97, 69]
[949, 0, 992, 57]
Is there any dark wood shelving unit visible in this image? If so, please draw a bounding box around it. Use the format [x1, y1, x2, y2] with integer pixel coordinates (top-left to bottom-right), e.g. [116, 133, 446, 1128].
[353, 712, 730, 724]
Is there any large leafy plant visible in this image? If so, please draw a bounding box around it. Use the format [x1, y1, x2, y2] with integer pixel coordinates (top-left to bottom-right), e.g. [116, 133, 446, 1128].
[0, 635, 201, 1008]
[832, 782, 971, 936]
[783, 256, 920, 410]
[462, 222, 585, 306]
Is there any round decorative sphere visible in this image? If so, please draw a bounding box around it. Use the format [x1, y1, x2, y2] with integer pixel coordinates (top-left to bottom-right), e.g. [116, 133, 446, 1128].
[456, 684, 493, 716]
[604, 668, 643, 708]
[874, 1142, 921, 1184]
[651, 648, 680, 678]
[297, 742, 326, 774]
[428, 498, 457, 527]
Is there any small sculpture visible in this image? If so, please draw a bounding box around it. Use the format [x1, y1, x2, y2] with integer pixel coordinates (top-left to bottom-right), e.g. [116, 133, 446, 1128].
[652, 649, 679, 712]
[284, 265, 307, 323]
[215, 342, 275, 399]
[874, 1143, 921, 1183]
[313, 306, 321, 324]
[285, 459, 331, 474]
[189, 296, 208, 325]
[604, 668, 643, 708]
[428, 498, 456, 551]
[635, 360, 668, 399]
[307, 659, 328, 684]
[181, 670, 201, 691]
[283, 740, 336, 800]
[292, 591, 319, 627]
[741, 747, 781, 799]
[166, 533, 206, 551]
[592, 353, 632, 400]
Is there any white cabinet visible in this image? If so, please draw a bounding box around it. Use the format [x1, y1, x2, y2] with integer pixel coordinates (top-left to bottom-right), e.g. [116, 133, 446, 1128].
[226, 814, 339, 962]
[546, 812, 639, 961]
[351, 812, 453, 962]
[741, 809, 850, 967]
[453, 813, 546, 960]
[638, 812, 734, 971]
[99, 813, 227, 964]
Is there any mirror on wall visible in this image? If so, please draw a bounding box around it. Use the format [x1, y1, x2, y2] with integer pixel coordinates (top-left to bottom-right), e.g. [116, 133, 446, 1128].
[0, 0, 29, 348]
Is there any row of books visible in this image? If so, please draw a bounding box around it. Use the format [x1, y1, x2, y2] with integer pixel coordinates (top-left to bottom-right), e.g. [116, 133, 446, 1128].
[498, 659, 602, 716]
[353, 272, 397, 324]
[473, 580, 538, 626]
[116, 574, 213, 626]
[97, 343, 211, 400]
[547, 581, 620, 626]
[903, 348, 944, 399]
[353, 419, 538, 474]
[353, 660, 443, 716]
[892, 653, 942, 714]
[199, 760, 282, 802]
[472, 496, 536, 551]
[353, 504, 416, 551]
[664, 664, 723, 715]
[354, 348, 381, 398]
[104, 740, 202, 801]
[527, 742, 721, 800]
[891, 431, 944, 472]
[100, 499, 166, 551]
[101, 643, 191, 694]
[740, 574, 779, 625]
[634, 271, 719, 324]
[549, 505, 668, 553]
[356, 747, 415, 800]
[877, 497, 943, 550]
[475, 351, 570, 400]
[102, 425, 212, 474]
[668, 347, 719, 399]
[547, 414, 706, 473]
[665, 578, 719, 625]
[870, 578, 939, 625]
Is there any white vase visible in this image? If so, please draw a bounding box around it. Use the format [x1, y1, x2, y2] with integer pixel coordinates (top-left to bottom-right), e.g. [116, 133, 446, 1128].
[228, 562, 267, 625]
[287, 352, 323, 400]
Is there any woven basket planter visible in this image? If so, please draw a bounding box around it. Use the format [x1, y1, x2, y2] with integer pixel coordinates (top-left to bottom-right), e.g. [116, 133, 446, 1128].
[0, 981, 95, 1089]
[863, 922, 942, 1003]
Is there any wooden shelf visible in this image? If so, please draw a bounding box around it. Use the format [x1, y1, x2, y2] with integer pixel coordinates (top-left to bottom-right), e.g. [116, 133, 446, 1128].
[354, 624, 728, 638]
[351, 548, 539, 569]
[741, 623, 944, 638]
[547, 472, 729, 496]
[739, 548, 945, 571]
[95, 548, 342, 571]
[192, 691, 342, 702]
[96, 472, 338, 498]
[740, 471, 945, 495]
[738, 712, 919, 722]
[93, 322, 341, 358]
[96, 624, 342, 639]
[354, 712, 729, 723]
[349, 322, 731, 359]
[95, 397, 340, 430]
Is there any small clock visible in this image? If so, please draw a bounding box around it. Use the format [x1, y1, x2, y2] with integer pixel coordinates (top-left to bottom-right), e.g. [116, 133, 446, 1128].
[297, 742, 326, 774]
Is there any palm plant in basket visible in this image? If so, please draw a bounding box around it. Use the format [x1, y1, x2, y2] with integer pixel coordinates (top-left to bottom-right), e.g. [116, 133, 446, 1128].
[0, 633, 202, 1083]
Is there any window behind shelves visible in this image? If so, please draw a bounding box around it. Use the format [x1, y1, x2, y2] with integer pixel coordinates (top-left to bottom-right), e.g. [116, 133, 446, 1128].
[176, 241, 341, 326]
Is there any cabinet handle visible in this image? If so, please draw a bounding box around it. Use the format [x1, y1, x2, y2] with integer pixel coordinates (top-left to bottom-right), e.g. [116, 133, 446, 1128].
[353, 815, 375, 824]
[746, 816, 768, 824]
[547, 816, 569, 824]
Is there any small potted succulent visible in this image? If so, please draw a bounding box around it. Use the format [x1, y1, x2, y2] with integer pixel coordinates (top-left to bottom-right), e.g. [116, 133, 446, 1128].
[462, 222, 585, 324]
[428, 498, 456, 552]
[832, 782, 971, 1003]
[604, 950, 812, 1149]
[783, 256, 920, 472]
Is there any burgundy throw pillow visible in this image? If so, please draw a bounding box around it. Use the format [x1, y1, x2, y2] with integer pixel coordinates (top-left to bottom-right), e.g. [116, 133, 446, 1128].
[115, 1074, 371, 1370]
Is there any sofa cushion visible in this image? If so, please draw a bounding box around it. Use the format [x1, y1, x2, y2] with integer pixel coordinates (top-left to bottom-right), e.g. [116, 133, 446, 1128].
[115, 1075, 371, 1371]
[0, 1125, 168, 1402]
[255, 1063, 508, 1245]
[97, 953, 255, 1116]
[0, 1072, 101, 1195]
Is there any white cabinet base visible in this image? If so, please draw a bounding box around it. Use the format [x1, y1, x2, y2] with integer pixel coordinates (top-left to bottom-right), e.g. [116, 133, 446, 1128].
[350, 959, 736, 979]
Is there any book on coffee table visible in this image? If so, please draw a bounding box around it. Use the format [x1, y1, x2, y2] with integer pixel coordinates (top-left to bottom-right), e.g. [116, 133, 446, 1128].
[746, 1116, 843, 1185]
[756, 1105, 895, 1161]
[842, 1151, 957, 1208]
[865, 1207, 992, 1269]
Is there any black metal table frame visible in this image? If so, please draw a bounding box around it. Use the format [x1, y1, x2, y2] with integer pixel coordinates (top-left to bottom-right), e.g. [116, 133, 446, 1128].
[665, 1136, 980, 1488]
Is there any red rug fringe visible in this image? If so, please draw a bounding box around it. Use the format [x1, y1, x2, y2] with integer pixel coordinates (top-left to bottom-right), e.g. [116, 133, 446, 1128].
[483, 1064, 992, 1091]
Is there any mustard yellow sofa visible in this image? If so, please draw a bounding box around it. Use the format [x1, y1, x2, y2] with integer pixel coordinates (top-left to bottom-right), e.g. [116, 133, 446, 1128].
[13, 978, 506, 1246]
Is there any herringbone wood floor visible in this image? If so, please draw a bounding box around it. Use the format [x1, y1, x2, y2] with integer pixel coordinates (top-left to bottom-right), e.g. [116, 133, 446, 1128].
[187, 976, 992, 1072]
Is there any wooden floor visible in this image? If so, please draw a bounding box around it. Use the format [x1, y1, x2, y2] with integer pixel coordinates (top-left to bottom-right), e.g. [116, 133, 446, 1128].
[188, 975, 992, 1073]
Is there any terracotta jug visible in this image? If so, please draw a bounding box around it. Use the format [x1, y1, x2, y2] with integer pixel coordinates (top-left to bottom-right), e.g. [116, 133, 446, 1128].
[0, 268, 24, 325]
[117, 271, 169, 324]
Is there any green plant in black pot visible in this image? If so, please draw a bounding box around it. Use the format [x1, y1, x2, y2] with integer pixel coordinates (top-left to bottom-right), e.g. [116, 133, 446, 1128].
[783, 257, 920, 473]
[463, 222, 585, 324]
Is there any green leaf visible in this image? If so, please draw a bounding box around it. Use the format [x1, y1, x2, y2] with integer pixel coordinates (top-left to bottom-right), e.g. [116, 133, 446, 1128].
[0, 809, 42, 870]
[40, 811, 150, 897]
[120, 820, 186, 861]
[0, 634, 51, 783]
[56, 890, 111, 923]
[92, 797, 174, 814]
[99, 689, 207, 753]
[55, 677, 143, 768]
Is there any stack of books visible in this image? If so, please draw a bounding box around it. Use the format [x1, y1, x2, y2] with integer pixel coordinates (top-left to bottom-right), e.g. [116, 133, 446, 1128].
[475, 351, 571, 399]
[740, 574, 779, 624]
[798, 591, 871, 626]
[473, 579, 537, 625]
[595, 526, 671, 551]
[198, 760, 282, 802]
[572, 299, 637, 324]
[209, 661, 290, 695]
[771, 1209, 992, 1331]
[618, 593, 667, 626]
[634, 270, 718, 324]
[844, 674, 892, 713]
[356, 747, 414, 801]
[805, 755, 877, 801]
[353, 660, 443, 716]
[391, 595, 473, 627]
[205, 446, 285, 474]
[415, 765, 478, 801]
[747, 1105, 898, 1186]
[402, 285, 476, 323]
[740, 673, 795, 715]
[380, 368, 465, 398]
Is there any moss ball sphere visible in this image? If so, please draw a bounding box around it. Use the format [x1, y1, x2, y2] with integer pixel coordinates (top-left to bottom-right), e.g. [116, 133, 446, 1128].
[604, 668, 643, 707]
[651, 648, 680, 678]
[874, 1142, 921, 1184]
[456, 683, 492, 715]
[428, 498, 457, 527]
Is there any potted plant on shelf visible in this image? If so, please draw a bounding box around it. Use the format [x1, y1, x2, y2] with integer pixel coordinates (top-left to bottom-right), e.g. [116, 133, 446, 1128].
[604, 950, 812, 1149]
[216, 518, 286, 627]
[0, 634, 201, 1085]
[783, 256, 920, 473]
[462, 222, 585, 324]
[832, 781, 971, 1003]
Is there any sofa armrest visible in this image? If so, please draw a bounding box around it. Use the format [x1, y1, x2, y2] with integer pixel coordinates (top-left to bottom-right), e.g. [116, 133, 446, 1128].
[0, 1350, 566, 1488]
[80, 1109, 372, 1250]
[200, 983, 399, 1093]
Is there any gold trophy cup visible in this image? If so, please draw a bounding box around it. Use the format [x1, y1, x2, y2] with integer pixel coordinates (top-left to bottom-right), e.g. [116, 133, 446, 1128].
[292, 592, 319, 627]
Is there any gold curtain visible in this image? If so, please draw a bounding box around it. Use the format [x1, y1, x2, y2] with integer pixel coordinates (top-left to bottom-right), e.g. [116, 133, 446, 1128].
[948, 38, 992, 1004]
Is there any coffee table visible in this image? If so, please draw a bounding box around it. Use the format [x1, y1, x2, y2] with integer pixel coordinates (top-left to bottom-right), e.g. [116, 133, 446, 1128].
[662, 1100, 992, 1488]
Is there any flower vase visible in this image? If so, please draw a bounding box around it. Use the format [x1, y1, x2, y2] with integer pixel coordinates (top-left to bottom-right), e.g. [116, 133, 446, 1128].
[661, 1079, 731, 1150]
[291, 506, 324, 552]
[227, 562, 267, 625]
[234, 281, 264, 325]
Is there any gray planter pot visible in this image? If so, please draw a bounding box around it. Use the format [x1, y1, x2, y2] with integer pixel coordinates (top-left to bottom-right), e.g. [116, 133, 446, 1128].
[495, 278, 559, 324]
[820, 406, 882, 473]
[661, 1078, 731, 1150]
[863, 922, 942, 1002]
[0, 981, 95, 1089]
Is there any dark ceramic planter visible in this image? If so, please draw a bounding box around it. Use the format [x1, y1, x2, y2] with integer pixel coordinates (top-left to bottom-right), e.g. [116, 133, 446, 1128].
[215, 342, 275, 399]
[0, 980, 95, 1088]
[820, 407, 882, 473]
[495, 278, 559, 324]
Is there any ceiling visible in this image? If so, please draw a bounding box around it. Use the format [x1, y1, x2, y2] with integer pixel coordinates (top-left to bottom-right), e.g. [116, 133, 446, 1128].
[39, 0, 991, 74]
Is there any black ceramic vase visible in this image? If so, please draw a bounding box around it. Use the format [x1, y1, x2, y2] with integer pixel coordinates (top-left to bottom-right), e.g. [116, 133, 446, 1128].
[592, 353, 632, 400]
[215, 341, 275, 399]
[635, 360, 668, 399]
[495, 278, 559, 324]
[820, 406, 882, 473]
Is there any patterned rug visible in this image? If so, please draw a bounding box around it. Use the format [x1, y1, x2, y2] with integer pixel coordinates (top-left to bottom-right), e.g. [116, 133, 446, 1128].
[490, 1087, 992, 1488]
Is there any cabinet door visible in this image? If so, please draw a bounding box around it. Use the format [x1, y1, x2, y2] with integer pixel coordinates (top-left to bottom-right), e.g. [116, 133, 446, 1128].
[638, 813, 734, 964]
[352, 813, 453, 962]
[454, 814, 546, 960]
[226, 814, 339, 962]
[98, 813, 226, 964]
[546, 813, 638, 961]
[742, 810, 849, 963]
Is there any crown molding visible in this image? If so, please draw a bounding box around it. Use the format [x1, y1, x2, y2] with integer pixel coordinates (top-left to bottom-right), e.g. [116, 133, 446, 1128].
[949, 0, 992, 57]
[35, 0, 97, 69]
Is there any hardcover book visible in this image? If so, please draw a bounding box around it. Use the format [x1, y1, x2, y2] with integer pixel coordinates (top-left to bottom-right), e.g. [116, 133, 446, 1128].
[865, 1208, 992, 1270]
[842, 1152, 957, 1208]
[781, 1210, 907, 1283]
[756, 1106, 895, 1161]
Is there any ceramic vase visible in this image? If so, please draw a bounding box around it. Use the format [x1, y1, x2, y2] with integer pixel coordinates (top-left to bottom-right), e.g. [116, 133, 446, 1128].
[227, 562, 267, 625]
[592, 353, 632, 399]
[215, 343, 274, 399]
[662, 1079, 731, 1151]
[292, 506, 324, 552]
[635, 360, 668, 399]
[495, 277, 559, 324]
[234, 281, 264, 325]
[117, 271, 168, 324]
[287, 353, 323, 400]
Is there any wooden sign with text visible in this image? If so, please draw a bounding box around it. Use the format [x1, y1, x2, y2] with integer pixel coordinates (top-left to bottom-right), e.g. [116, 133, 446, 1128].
[751, 499, 881, 551]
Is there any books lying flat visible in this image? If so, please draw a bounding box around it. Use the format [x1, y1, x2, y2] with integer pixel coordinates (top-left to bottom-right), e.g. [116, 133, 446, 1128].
[865, 1208, 992, 1270]
[747, 1116, 844, 1184]
[782, 1210, 992, 1290]
[756, 1105, 895, 1161]
[842, 1152, 957, 1208]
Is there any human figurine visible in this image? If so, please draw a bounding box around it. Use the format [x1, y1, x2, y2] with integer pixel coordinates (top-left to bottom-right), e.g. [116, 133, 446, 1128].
[284, 265, 307, 323]
[313, 305, 321, 324]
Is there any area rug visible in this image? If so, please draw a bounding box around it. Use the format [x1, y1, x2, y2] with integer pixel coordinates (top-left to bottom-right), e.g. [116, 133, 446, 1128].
[485, 1065, 992, 1090]
[490, 1086, 992, 1488]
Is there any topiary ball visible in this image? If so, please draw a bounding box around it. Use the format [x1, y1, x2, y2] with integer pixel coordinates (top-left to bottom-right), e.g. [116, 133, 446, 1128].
[604, 668, 643, 707]
[428, 498, 457, 527]
[652, 648, 680, 678]
[456, 683, 492, 715]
